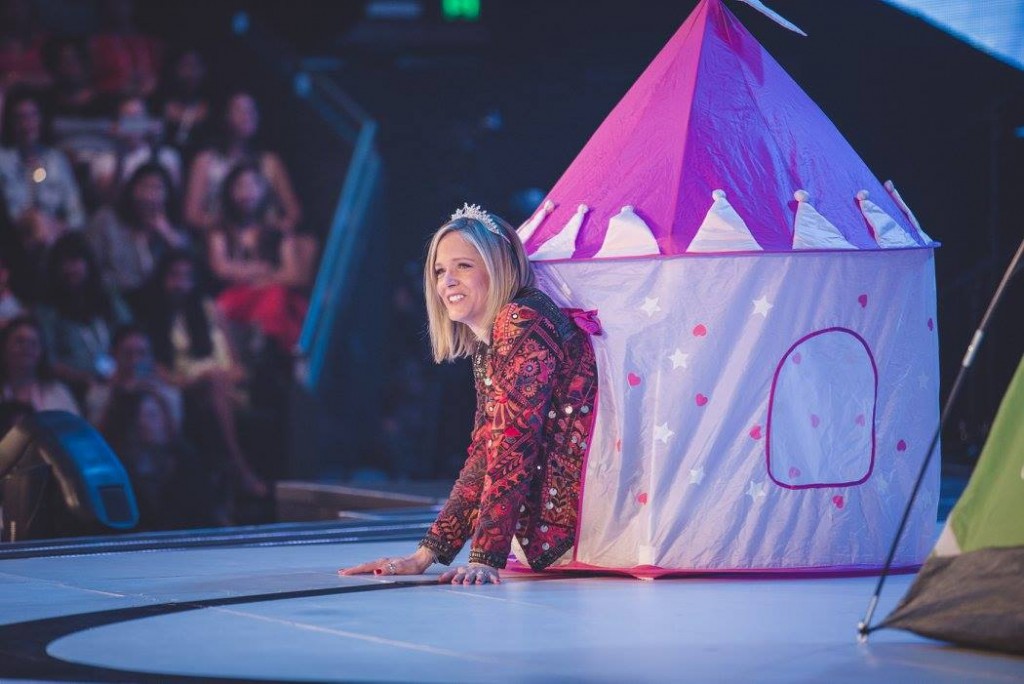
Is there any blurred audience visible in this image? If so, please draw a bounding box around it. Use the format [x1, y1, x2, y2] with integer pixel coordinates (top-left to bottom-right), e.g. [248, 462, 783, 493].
[88, 0, 162, 99]
[130, 249, 268, 498]
[184, 90, 301, 234]
[36, 232, 130, 401]
[101, 386, 224, 529]
[208, 161, 316, 356]
[40, 36, 100, 118]
[85, 323, 182, 429]
[0, 0, 328, 530]
[0, 0, 51, 97]
[0, 254, 25, 326]
[157, 46, 210, 160]
[88, 95, 180, 206]
[0, 87, 85, 266]
[0, 397, 33, 437]
[0, 314, 79, 413]
[88, 161, 188, 294]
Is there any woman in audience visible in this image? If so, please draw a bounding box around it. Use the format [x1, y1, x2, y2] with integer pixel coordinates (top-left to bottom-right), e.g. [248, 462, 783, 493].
[130, 249, 267, 498]
[0, 87, 85, 257]
[101, 386, 223, 529]
[0, 314, 79, 414]
[183, 91, 301, 234]
[88, 161, 188, 294]
[35, 232, 131, 400]
[208, 161, 317, 355]
[85, 323, 182, 430]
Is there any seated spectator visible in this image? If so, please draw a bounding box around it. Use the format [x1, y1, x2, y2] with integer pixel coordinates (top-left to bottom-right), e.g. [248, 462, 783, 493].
[157, 46, 210, 159]
[40, 36, 101, 119]
[0, 0, 51, 97]
[89, 95, 181, 205]
[85, 323, 182, 430]
[209, 161, 317, 355]
[130, 249, 268, 498]
[0, 253, 25, 326]
[35, 232, 131, 400]
[0, 314, 79, 414]
[0, 87, 85, 254]
[88, 0, 162, 99]
[184, 91, 301, 234]
[88, 161, 188, 294]
[101, 386, 224, 529]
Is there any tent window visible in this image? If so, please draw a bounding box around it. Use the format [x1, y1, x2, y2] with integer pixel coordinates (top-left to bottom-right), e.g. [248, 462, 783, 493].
[766, 328, 877, 489]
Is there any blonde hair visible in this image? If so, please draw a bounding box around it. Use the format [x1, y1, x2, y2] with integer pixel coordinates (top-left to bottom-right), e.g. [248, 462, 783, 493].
[424, 212, 535, 362]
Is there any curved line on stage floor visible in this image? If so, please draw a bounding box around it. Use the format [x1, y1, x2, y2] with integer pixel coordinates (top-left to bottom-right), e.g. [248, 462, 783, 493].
[0, 514, 574, 683]
[0, 513, 455, 681]
[0, 578, 442, 682]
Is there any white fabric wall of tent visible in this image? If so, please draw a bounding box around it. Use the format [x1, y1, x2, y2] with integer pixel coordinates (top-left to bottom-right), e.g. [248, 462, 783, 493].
[513, 0, 942, 575]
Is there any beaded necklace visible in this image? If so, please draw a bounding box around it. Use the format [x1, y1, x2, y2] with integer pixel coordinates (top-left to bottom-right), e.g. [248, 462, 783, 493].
[471, 343, 490, 381]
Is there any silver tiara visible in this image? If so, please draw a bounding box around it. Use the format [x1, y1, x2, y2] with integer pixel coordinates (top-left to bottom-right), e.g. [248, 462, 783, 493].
[451, 203, 507, 241]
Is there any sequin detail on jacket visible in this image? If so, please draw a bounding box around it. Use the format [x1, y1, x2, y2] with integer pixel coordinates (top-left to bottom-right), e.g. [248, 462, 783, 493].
[421, 288, 599, 570]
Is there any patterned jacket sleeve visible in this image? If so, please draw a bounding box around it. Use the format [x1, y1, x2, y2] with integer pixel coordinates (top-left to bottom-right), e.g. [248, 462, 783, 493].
[419, 416, 487, 565]
[421, 302, 563, 568]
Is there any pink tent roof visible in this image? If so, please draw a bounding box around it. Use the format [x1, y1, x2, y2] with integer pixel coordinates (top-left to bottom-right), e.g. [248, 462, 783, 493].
[523, 0, 925, 258]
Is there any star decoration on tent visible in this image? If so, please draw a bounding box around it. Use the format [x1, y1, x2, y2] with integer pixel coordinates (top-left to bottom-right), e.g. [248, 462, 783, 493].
[917, 373, 930, 390]
[641, 297, 661, 317]
[752, 295, 773, 317]
[747, 480, 767, 502]
[654, 422, 674, 444]
[669, 348, 690, 369]
[689, 466, 705, 485]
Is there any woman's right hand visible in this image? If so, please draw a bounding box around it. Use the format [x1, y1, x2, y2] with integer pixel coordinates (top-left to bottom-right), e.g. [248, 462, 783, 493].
[339, 547, 435, 577]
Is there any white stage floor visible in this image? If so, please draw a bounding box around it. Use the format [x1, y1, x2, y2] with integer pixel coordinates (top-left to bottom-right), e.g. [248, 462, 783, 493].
[2, 536, 1023, 683]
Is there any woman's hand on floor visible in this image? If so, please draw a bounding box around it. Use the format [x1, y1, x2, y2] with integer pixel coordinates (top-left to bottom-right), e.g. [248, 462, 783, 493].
[439, 562, 501, 585]
[338, 546, 435, 577]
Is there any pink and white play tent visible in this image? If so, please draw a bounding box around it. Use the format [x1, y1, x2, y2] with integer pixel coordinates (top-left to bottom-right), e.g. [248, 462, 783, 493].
[518, 0, 941, 575]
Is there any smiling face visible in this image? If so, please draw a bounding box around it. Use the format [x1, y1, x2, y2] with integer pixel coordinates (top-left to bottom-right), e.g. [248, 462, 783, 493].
[434, 232, 491, 337]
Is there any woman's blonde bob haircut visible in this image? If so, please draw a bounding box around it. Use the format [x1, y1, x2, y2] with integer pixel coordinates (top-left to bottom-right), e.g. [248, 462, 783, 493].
[424, 212, 535, 362]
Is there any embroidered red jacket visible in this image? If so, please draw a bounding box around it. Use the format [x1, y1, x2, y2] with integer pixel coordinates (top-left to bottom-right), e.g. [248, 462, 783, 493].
[421, 287, 599, 570]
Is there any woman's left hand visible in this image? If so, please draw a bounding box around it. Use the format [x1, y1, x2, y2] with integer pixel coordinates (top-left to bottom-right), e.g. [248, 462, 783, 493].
[439, 562, 501, 585]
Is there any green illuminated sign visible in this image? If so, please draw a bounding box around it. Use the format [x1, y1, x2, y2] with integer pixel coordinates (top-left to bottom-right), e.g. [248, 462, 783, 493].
[442, 0, 480, 21]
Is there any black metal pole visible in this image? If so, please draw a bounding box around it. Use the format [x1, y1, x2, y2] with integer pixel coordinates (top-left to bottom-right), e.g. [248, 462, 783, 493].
[857, 234, 1024, 641]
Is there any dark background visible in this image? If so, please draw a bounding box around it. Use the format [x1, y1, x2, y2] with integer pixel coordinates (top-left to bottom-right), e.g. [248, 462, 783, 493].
[114, 0, 1024, 480]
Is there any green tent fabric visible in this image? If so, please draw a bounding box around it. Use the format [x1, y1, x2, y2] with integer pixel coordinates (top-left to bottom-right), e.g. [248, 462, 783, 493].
[881, 352, 1024, 654]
